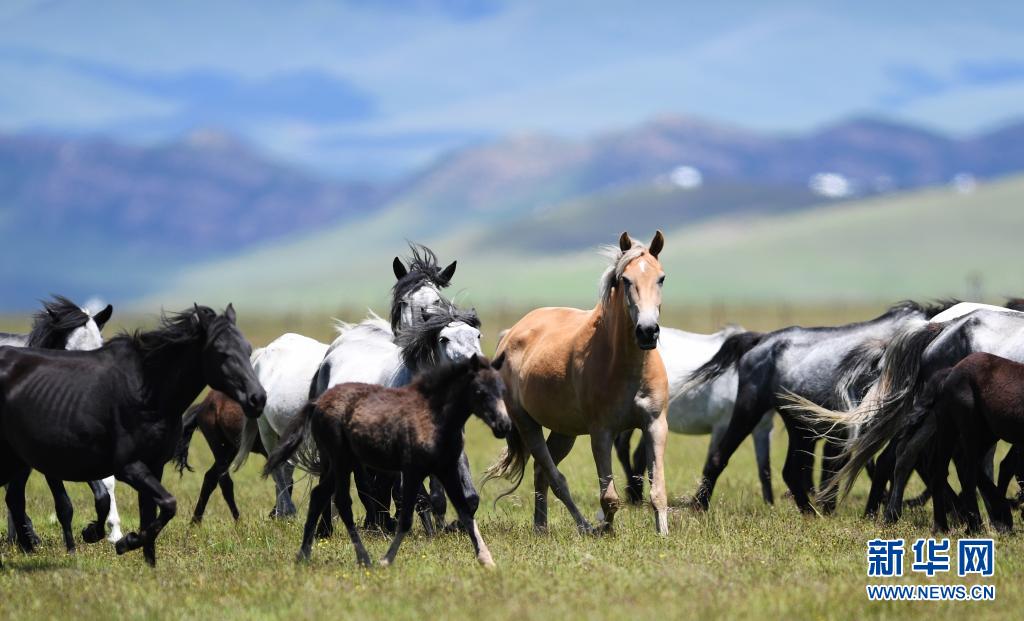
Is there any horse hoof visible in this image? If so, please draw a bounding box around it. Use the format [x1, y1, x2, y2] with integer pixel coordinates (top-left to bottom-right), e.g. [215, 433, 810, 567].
[115, 539, 129, 555]
[81, 523, 105, 544]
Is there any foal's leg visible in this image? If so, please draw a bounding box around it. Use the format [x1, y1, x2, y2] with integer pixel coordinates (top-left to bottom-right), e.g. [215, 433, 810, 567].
[427, 475, 448, 531]
[515, 412, 593, 534]
[641, 414, 670, 535]
[885, 421, 934, 524]
[381, 474, 420, 566]
[438, 464, 494, 567]
[82, 479, 111, 544]
[533, 432, 576, 533]
[590, 431, 620, 532]
[297, 472, 335, 562]
[114, 462, 177, 567]
[751, 416, 774, 505]
[333, 466, 370, 566]
[218, 469, 241, 521]
[44, 476, 76, 553]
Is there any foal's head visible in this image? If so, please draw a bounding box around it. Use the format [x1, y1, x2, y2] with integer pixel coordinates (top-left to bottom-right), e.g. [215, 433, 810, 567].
[600, 231, 666, 350]
[390, 242, 457, 332]
[192, 304, 267, 418]
[29, 295, 113, 351]
[463, 354, 511, 439]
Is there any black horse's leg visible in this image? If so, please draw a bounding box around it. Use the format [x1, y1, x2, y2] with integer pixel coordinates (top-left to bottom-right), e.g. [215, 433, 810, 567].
[5, 491, 38, 547]
[818, 438, 846, 515]
[44, 476, 76, 553]
[905, 459, 933, 508]
[297, 473, 335, 562]
[997, 444, 1019, 501]
[884, 420, 934, 524]
[381, 473, 420, 566]
[413, 480, 436, 537]
[5, 466, 36, 553]
[315, 493, 334, 539]
[427, 475, 447, 531]
[930, 418, 956, 533]
[82, 479, 111, 543]
[192, 462, 222, 524]
[614, 430, 643, 505]
[357, 467, 396, 532]
[779, 415, 816, 514]
[864, 442, 897, 518]
[333, 464, 370, 566]
[439, 452, 473, 533]
[752, 416, 774, 505]
[113, 462, 176, 567]
[694, 377, 772, 511]
[438, 462, 494, 567]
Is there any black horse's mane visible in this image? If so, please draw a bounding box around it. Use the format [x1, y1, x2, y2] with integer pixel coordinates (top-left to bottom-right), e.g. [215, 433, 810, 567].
[26, 295, 91, 348]
[113, 306, 215, 362]
[884, 299, 960, 320]
[389, 242, 453, 331]
[395, 304, 480, 372]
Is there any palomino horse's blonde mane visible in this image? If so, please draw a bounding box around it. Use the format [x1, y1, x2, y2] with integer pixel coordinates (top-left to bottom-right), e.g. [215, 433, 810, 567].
[597, 242, 649, 302]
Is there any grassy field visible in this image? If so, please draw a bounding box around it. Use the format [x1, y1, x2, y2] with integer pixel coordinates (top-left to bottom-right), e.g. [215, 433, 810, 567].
[0, 309, 1021, 620]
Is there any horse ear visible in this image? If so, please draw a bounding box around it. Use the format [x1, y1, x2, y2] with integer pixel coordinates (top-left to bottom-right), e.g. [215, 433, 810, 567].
[490, 351, 506, 371]
[439, 260, 457, 285]
[469, 354, 482, 370]
[393, 257, 408, 280]
[93, 304, 113, 329]
[649, 230, 665, 259]
[224, 303, 236, 324]
[619, 231, 632, 253]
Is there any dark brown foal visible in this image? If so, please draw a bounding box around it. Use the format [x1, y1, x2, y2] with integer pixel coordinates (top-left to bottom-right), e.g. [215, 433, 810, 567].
[265, 354, 511, 567]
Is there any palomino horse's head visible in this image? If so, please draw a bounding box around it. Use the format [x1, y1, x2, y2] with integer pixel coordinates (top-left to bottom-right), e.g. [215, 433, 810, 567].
[464, 353, 512, 439]
[609, 231, 665, 350]
[390, 242, 457, 332]
[193, 304, 267, 419]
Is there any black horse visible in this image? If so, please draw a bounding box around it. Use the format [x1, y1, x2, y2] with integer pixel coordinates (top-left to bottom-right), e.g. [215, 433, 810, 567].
[265, 354, 510, 567]
[0, 304, 265, 566]
[2, 295, 113, 549]
[688, 301, 954, 513]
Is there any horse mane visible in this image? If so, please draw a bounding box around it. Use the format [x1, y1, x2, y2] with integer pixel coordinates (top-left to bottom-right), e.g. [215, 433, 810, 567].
[26, 295, 90, 348]
[112, 306, 212, 362]
[389, 242, 454, 331]
[883, 299, 960, 320]
[394, 303, 481, 372]
[1006, 297, 1024, 312]
[597, 242, 649, 302]
[413, 354, 489, 396]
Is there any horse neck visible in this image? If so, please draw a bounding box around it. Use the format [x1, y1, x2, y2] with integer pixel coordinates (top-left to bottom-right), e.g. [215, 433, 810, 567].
[430, 375, 474, 437]
[139, 339, 207, 419]
[595, 289, 647, 373]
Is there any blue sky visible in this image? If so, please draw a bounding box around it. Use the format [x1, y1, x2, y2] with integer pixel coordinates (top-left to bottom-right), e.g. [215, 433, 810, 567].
[1, 0, 1022, 178]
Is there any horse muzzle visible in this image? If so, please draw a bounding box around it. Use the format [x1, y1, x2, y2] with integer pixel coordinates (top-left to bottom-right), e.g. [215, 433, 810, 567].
[241, 388, 267, 418]
[635, 323, 660, 350]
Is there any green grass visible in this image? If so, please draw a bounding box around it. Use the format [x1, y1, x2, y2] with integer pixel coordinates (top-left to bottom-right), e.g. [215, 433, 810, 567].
[0, 311, 1021, 620]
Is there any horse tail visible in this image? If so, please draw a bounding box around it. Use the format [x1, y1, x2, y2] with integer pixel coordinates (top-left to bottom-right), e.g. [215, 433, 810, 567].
[787, 322, 944, 502]
[262, 401, 321, 477]
[832, 339, 886, 411]
[482, 421, 528, 506]
[685, 331, 765, 389]
[173, 401, 203, 475]
[231, 408, 261, 471]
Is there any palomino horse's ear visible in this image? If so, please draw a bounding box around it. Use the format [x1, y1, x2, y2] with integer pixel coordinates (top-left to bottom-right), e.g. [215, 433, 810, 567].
[649, 230, 665, 259]
[224, 303, 237, 324]
[393, 257, 408, 280]
[439, 260, 457, 285]
[619, 231, 632, 253]
[93, 304, 113, 330]
[490, 351, 506, 371]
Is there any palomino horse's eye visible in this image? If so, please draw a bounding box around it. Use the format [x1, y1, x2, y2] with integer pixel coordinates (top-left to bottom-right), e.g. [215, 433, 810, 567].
[658, 275, 666, 286]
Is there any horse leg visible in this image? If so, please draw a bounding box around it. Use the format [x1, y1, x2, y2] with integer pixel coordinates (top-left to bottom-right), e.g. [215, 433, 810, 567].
[381, 473, 420, 566]
[113, 462, 176, 567]
[590, 431, 620, 533]
[438, 462, 494, 567]
[864, 442, 897, 518]
[694, 380, 770, 511]
[533, 431, 576, 533]
[905, 460, 932, 508]
[45, 476, 75, 553]
[82, 479, 110, 543]
[5, 482, 37, 547]
[192, 462, 222, 524]
[297, 473, 335, 562]
[427, 475, 448, 532]
[4, 466, 36, 552]
[779, 416, 816, 514]
[752, 415, 774, 505]
[218, 464, 241, 521]
[613, 430, 643, 505]
[315, 491, 335, 539]
[930, 416, 956, 533]
[818, 438, 845, 515]
[333, 464, 370, 566]
[641, 414, 670, 535]
[413, 480, 436, 537]
[514, 412, 592, 534]
[439, 452, 474, 533]
[102, 477, 122, 542]
[884, 420, 934, 524]
[997, 444, 1020, 502]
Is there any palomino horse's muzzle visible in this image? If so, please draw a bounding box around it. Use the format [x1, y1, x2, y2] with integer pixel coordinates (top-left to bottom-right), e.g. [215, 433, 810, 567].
[635, 322, 660, 350]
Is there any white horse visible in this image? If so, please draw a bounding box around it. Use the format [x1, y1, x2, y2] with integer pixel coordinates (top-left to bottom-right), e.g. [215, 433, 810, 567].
[2, 296, 123, 544]
[615, 325, 775, 504]
[232, 243, 459, 517]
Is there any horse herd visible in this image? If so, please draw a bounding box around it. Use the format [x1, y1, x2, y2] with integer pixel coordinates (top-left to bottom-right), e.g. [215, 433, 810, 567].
[1, 232, 1022, 569]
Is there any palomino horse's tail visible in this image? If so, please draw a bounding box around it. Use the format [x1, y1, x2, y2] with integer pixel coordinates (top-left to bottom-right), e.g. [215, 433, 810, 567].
[784, 322, 944, 503]
[684, 331, 765, 390]
[262, 401, 322, 478]
[172, 401, 204, 475]
[482, 421, 527, 505]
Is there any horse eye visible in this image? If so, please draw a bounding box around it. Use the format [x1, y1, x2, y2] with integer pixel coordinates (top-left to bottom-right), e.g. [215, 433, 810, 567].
[621, 277, 632, 288]
[439, 336, 449, 344]
[658, 275, 666, 286]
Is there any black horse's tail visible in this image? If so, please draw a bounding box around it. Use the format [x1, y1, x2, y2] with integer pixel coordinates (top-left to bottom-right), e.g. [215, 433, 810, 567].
[173, 402, 203, 475]
[685, 331, 765, 389]
[262, 401, 321, 477]
[482, 420, 528, 506]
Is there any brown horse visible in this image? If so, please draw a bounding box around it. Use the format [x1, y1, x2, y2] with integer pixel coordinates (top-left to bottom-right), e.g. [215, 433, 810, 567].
[172, 391, 267, 523]
[486, 231, 670, 535]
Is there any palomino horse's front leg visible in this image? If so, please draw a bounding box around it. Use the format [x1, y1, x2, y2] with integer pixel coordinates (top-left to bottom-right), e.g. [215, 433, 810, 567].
[642, 413, 669, 535]
[590, 431, 620, 532]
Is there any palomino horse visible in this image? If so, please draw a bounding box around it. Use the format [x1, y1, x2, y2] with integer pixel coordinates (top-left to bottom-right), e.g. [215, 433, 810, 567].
[487, 231, 670, 535]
